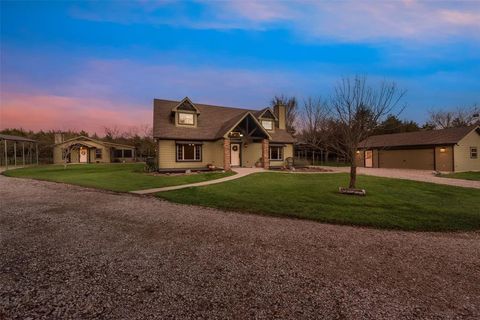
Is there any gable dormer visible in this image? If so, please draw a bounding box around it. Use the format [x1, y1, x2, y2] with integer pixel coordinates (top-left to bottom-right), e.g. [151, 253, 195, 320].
[172, 97, 200, 127]
[257, 108, 278, 132]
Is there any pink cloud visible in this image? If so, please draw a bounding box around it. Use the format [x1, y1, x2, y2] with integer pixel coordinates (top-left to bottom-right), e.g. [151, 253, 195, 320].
[0, 92, 151, 134]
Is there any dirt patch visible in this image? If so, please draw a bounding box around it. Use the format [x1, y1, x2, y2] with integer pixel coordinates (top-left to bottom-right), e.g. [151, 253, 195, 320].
[1, 175, 479, 319]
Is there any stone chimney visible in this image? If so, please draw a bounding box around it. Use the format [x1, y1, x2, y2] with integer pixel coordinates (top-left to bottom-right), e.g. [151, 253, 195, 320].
[54, 133, 64, 144]
[273, 103, 286, 130]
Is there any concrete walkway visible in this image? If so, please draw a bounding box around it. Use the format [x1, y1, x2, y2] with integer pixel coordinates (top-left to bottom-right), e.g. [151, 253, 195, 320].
[131, 167, 265, 194]
[312, 166, 480, 189]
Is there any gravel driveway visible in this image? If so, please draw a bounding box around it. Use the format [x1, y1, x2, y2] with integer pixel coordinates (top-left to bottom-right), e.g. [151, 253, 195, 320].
[1, 175, 479, 319]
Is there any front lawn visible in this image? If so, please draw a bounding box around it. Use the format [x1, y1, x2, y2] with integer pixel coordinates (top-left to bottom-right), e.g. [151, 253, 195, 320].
[4, 163, 234, 192]
[439, 171, 480, 181]
[157, 172, 480, 231]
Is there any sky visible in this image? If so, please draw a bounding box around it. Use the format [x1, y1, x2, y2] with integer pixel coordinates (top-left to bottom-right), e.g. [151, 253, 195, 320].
[1, 0, 479, 135]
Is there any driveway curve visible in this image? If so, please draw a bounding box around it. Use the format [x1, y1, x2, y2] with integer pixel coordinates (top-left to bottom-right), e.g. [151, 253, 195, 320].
[1, 175, 479, 319]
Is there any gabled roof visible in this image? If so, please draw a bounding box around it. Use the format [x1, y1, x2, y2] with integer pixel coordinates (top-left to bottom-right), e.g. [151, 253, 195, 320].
[256, 108, 278, 120]
[54, 136, 135, 149]
[171, 97, 200, 114]
[153, 99, 295, 143]
[359, 125, 479, 149]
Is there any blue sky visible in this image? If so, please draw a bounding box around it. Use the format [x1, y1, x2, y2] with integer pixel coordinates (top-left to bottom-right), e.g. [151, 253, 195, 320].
[1, 0, 479, 133]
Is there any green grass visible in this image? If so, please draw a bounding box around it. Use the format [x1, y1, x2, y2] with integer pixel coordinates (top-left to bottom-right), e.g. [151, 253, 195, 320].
[157, 172, 480, 231]
[3, 163, 234, 192]
[439, 171, 480, 181]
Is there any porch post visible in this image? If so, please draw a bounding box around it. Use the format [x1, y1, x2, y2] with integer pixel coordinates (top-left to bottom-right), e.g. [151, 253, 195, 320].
[36, 143, 39, 165]
[4, 140, 8, 170]
[22, 142, 25, 165]
[223, 138, 231, 171]
[14, 142, 17, 167]
[262, 139, 269, 169]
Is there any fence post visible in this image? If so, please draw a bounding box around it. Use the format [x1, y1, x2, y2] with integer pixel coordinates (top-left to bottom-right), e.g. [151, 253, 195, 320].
[14, 142, 17, 167]
[4, 140, 8, 170]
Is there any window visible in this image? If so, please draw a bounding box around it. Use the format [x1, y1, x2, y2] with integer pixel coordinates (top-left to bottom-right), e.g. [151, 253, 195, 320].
[176, 144, 202, 161]
[114, 149, 123, 158]
[123, 150, 133, 158]
[471, 147, 478, 159]
[95, 149, 102, 159]
[178, 112, 194, 125]
[269, 146, 283, 160]
[261, 120, 273, 131]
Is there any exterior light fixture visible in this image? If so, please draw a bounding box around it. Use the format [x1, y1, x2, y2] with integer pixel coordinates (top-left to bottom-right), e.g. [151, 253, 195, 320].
[440, 147, 446, 153]
[239, 133, 244, 137]
[356, 150, 360, 154]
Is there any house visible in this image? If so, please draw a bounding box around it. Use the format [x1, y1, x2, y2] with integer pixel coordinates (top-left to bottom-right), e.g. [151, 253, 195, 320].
[53, 135, 136, 164]
[356, 125, 480, 172]
[153, 97, 296, 170]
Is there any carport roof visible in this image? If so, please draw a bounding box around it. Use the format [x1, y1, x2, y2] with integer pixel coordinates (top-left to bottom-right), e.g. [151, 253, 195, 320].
[0, 134, 37, 143]
[359, 125, 479, 149]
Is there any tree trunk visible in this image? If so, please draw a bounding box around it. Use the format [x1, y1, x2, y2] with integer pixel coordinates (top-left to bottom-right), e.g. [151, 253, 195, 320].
[349, 165, 357, 189]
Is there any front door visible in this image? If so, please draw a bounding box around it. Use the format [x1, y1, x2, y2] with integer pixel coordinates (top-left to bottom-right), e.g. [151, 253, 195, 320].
[365, 150, 373, 168]
[230, 143, 240, 166]
[79, 147, 88, 163]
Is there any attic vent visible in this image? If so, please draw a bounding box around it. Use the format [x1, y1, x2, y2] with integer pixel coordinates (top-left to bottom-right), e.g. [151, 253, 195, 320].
[177, 101, 197, 112]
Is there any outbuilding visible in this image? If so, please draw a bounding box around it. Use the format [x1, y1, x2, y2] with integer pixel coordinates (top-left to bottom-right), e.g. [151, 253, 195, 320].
[53, 135, 136, 164]
[356, 125, 480, 172]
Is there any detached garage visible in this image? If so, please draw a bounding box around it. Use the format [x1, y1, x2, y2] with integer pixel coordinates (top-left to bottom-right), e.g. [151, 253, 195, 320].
[357, 125, 480, 172]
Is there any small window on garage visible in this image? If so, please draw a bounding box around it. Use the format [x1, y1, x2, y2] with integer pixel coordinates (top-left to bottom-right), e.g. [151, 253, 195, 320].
[95, 149, 102, 159]
[470, 147, 478, 159]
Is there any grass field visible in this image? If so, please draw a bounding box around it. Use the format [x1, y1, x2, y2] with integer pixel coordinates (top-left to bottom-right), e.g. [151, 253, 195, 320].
[157, 172, 480, 231]
[3, 163, 234, 192]
[440, 171, 480, 181]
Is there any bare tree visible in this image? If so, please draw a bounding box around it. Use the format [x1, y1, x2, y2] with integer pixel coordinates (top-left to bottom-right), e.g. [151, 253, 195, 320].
[62, 143, 82, 169]
[329, 76, 406, 189]
[299, 97, 330, 151]
[270, 95, 298, 133]
[103, 126, 121, 141]
[427, 105, 479, 129]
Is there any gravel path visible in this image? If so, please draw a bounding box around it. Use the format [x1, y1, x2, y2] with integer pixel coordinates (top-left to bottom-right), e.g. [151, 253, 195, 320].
[1, 175, 479, 319]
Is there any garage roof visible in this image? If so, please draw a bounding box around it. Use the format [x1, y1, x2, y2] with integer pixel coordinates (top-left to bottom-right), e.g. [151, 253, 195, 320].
[359, 125, 479, 149]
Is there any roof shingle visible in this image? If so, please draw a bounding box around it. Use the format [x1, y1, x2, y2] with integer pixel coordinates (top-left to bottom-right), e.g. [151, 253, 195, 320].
[359, 126, 479, 148]
[153, 99, 295, 143]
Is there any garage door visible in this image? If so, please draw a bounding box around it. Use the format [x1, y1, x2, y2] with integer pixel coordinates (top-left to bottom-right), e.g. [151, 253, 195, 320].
[378, 149, 434, 170]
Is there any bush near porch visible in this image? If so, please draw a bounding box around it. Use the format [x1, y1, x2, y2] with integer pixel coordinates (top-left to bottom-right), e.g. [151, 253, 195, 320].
[3, 163, 234, 192]
[157, 172, 480, 231]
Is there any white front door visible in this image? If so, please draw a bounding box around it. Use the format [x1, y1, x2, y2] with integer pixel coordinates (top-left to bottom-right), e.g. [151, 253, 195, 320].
[365, 150, 373, 168]
[230, 143, 240, 166]
[79, 147, 88, 163]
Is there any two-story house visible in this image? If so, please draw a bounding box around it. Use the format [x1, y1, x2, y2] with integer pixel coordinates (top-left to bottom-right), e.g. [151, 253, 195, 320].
[153, 97, 295, 171]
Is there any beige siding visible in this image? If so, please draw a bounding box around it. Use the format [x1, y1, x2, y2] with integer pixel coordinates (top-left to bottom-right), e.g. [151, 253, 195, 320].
[454, 129, 480, 172]
[270, 144, 293, 167]
[434, 146, 454, 172]
[242, 142, 262, 167]
[158, 140, 224, 169]
[53, 141, 112, 164]
[355, 150, 365, 167]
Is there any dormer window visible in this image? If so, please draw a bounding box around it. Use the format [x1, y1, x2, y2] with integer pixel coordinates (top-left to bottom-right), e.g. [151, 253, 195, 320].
[261, 120, 273, 131]
[178, 112, 194, 125]
[172, 97, 200, 127]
